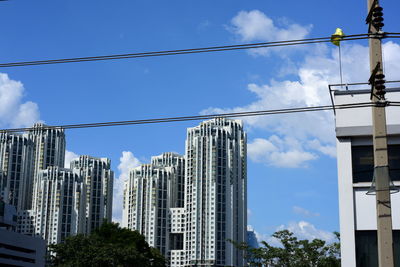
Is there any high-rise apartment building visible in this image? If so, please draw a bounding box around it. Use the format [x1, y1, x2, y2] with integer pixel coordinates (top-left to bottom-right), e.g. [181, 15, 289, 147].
[0, 133, 34, 210]
[122, 119, 247, 267]
[185, 118, 247, 267]
[29, 123, 65, 180]
[123, 153, 185, 260]
[152, 153, 186, 209]
[70, 155, 114, 234]
[31, 166, 86, 245]
[29, 123, 66, 207]
[0, 124, 115, 247]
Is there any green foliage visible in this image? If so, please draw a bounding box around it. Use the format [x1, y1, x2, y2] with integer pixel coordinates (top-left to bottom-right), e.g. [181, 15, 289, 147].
[48, 222, 166, 267]
[232, 230, 340, 267]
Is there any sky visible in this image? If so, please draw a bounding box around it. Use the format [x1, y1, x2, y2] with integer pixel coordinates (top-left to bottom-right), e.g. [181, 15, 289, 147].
[0, 0, 399, 244]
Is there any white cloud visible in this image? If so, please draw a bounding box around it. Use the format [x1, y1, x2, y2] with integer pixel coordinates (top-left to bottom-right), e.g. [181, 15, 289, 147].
[283, 221, 335, 243]
[253, 221, 336, 248]
[112, 151, 141, 223]
[204, 16, 400, 168]
[292, 206, 320, 217]
[306, 139, 336, 158]
[248, 137, 317, 168]
[229, 10, 312, 56]
[230, 10, 311, 43]
[382, 41, 400, 80]
[64, 150, 79, 168]
[0, 73, 40, 128]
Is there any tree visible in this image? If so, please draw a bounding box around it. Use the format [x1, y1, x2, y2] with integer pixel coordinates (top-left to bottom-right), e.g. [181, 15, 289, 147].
[48, 222, 166, 267]
[231, 230, 340, 267]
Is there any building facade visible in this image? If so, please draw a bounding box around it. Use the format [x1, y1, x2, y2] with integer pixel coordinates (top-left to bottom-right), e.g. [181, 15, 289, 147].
[0, 132, 34, 210]
[0, 200, 46, 267]
[29, 123, 66, 206]
[123, 119, 247, 267]
[335, 89, 400, 266]
[185, 118, 247, 267]
[31, 166, 86, 245]
[123, 153, 185, 260]
[70, 155, 114, 234]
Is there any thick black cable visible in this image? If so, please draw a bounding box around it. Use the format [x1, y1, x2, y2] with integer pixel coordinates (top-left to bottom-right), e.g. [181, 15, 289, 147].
[0, 35, 375, 68]
[0, 102, 378, 133]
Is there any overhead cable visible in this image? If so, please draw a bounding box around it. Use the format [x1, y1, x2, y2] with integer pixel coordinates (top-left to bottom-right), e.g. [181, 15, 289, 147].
[0, 102, 381, 133]
[1, 33, 395, 68]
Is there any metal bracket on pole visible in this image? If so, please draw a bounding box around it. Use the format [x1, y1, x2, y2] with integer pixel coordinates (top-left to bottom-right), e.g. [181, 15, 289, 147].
[366, 0, 378, 24]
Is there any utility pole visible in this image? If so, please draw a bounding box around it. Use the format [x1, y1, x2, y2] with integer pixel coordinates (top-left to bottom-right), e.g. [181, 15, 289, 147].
[367, 0, 394, 266]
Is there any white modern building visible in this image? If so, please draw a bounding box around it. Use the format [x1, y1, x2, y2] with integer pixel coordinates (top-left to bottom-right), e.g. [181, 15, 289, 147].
[123, 164, 171, 255]
[70, 155, 114, 234]
[0, 132, 34, 210]
[29, 123, 66, 207]
[335, 88, 400, 266]
[185, 118, 247, 267]
[121, 119, 248, 267]
[29, 123, 66, 176]
[31, 166, 86, 245]
[0, 124, 116, 248]
[123, 153, 185, 260]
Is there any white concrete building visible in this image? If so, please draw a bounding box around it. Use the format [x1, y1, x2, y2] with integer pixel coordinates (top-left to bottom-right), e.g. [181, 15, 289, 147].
[0, 133, 34, 210]
[335, 89, 400, 266]
[70, 155, 113, 234]
[29, 123, 66, 206]
[31, 166, 86, 245]
[123, 164, 172, 255]
[123, 153, 185, 260]
[185, 118, 247, 267]
[123, 119, 247, 267]
[29, 123, 66, 176]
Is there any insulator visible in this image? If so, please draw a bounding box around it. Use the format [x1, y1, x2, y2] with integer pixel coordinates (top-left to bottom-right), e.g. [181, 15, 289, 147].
[375, 74, 385, 79]
[373, 17, 384, 23]
[375, 79, 385, 85]
[375, 84, 386, 91]
[376, 90, 386, 96]
[371, 6, 384, 29]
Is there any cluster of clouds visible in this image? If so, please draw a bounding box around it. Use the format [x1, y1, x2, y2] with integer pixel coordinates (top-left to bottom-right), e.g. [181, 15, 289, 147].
[249, 206, 334, 247]
[228, 10, 312, 57]
[203, 10, 400, 168]
[0, 73, 40, 128]
[249, 220, 336, 247]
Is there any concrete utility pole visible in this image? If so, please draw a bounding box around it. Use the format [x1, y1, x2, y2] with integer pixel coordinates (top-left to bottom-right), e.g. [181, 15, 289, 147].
[367, 0, 394, 266]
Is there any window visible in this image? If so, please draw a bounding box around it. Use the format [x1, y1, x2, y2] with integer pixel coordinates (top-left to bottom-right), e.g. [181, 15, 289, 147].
[355, 230, 400, 267]
[352, 145, 400, 183]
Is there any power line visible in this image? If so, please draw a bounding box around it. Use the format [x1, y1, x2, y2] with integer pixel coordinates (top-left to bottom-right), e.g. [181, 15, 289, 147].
[2, 33, 398, 68]
[0, 102, 383, 133]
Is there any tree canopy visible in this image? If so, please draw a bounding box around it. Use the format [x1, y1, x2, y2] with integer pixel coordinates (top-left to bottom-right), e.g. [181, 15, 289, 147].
[233, 230, 340, 267]
[48, 222, 166, 267]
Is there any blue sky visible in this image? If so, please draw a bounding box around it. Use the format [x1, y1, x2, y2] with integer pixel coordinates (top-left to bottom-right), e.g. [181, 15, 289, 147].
[1, 0, 399, 242]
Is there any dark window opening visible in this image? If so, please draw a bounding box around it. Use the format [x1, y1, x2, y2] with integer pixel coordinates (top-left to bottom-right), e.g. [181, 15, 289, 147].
[352, 145, 400, 183]
[355, 230, 400, 267]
